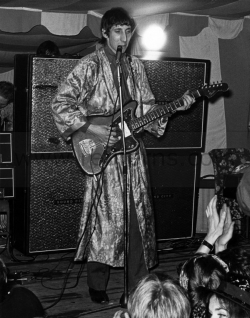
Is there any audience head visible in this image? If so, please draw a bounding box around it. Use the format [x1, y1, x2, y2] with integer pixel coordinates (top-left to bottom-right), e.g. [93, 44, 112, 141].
[179, 253, 229, 307]
[0, 81, 14, 109]
[127, 272, 191, 318]
[36, 40, 60, 56]
[100, 7, 135, 44]
[207, 273, 250, 318]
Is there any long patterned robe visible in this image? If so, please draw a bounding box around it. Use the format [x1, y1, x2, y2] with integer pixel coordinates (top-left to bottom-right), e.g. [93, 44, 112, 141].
[51, 47, 167, 269]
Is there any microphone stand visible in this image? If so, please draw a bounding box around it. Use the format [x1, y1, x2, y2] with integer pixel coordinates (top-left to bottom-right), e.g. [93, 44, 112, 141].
[116, 56, 129, 308]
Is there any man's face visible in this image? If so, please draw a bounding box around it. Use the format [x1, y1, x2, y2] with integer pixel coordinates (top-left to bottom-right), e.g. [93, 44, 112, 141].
[0, 96, 9, 109]
[102, 24, 132, 53]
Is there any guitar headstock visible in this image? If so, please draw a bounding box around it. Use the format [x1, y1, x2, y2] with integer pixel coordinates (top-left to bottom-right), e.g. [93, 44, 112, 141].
[199, 82, 229, 99]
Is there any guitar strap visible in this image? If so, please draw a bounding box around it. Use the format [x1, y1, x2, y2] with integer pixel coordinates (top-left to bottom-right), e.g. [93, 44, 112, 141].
[126, 54, 137, 100]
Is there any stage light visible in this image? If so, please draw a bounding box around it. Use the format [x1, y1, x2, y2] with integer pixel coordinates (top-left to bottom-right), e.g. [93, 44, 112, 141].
[141, 25, 166, 51]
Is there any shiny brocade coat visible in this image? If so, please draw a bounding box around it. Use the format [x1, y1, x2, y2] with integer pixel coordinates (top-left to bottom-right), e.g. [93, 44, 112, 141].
[51, 47, 167, 268]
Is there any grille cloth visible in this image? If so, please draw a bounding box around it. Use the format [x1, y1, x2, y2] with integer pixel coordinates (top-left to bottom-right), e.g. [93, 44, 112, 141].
[29, 158, 85, 253]
[142, 60, 207, 149]
[31, 57, 79, 153]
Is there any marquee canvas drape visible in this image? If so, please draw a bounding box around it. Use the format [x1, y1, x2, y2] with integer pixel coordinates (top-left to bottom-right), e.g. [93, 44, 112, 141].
[1, 7, 250, 176]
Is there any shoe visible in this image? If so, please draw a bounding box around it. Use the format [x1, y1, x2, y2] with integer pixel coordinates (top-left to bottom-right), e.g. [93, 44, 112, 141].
[89, 288, 109, 304]
[120, 292, 128, 308]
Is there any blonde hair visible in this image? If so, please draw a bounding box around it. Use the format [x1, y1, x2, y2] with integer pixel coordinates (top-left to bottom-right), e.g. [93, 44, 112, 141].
[127, 273, 191, 318]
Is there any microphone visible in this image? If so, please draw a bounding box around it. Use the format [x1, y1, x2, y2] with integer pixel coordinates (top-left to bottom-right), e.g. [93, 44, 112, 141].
[116, 45, 122, 64]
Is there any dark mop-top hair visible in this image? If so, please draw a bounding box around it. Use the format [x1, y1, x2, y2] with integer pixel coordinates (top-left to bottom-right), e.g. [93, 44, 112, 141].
[99, 7, 135, 44]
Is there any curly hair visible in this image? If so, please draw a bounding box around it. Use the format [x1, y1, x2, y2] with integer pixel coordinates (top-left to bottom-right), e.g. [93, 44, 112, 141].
[179, 254, 228, 307]
[127, 273, 191, 318]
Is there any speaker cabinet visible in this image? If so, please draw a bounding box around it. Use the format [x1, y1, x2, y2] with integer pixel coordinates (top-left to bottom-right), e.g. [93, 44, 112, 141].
[13, 157, 85, 254]
[14, 55, 81, 154]
[13, 55, 85, 254]
[142, 58, 210, 150]
[13, 55, 207, 254]
[148, 151, 201, 240]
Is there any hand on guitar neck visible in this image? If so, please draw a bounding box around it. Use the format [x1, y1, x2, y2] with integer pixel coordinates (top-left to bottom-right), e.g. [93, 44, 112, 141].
[177, 91, 195, 111]
[83, 124, 122, 146]
[158, 92, 195, 126]
[159, 92, 195, 124]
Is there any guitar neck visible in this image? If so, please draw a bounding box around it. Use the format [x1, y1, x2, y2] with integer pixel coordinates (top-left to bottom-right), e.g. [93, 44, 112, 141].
[131, 89, 201, 131]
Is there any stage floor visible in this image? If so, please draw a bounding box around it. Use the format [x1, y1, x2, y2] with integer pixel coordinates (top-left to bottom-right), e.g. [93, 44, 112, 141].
[1, 235, 250, 318]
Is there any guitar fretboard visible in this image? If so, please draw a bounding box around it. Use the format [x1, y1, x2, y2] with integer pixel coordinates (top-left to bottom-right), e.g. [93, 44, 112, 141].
[131, 89, 201, 131]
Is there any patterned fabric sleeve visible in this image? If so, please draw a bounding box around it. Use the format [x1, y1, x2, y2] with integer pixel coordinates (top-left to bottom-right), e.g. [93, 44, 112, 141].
[51, 56, 96, 140]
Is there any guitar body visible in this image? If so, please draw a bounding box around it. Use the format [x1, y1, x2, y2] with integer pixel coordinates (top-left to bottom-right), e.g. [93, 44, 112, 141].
[72, 101, 140, 175]
[71, 82, 229, 176]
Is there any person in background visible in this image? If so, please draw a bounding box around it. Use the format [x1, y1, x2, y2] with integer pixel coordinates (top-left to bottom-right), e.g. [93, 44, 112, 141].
[0, 258, 46, 318]
[36, 40, 60, 56]
[113, 273, 191, 318]
[0, 81, 14, 131]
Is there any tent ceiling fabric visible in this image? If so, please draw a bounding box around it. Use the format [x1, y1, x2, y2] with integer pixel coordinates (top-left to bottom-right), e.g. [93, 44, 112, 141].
[0, 0, 244, 17]
[0, 0, 250, 73]
[0, 24, 98, 69]
[188, 0, 250, 19]
[0, 0, 250, 174]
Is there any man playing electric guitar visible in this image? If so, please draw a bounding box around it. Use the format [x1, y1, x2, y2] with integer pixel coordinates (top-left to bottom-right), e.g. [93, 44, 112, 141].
[51, 7, 194, 306]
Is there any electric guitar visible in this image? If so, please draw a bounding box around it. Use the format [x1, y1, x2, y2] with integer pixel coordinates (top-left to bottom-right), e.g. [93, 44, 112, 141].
[72, 82, 228, 176]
